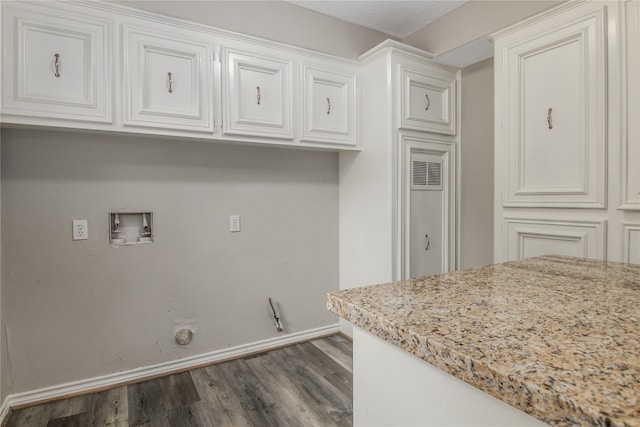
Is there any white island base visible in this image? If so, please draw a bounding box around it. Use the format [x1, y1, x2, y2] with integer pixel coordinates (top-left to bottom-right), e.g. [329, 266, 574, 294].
[353, 326, 547, 426]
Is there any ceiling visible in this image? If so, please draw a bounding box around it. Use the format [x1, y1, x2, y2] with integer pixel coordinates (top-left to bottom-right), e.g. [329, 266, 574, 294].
[286, 1, 468, 39]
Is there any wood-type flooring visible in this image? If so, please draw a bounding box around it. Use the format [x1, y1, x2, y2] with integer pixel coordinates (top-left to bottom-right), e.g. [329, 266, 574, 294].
[5, 334, 353, 427]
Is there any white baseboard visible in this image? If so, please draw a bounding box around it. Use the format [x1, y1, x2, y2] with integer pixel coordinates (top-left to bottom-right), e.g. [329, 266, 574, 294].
[339, 318, 354, 338]
[0, 324, 340, 422]
[0, 397, 10, 427]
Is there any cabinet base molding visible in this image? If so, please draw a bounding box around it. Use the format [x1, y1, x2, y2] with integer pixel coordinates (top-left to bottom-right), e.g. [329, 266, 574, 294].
[622, 222, 640, 264]
[504, 217, 607, 261]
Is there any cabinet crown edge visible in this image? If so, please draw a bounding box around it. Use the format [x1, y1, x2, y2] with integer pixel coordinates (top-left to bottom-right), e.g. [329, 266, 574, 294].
[490, 0, 607, 42]
[59, 0, 361, 66]
[360, 39, 434, 63]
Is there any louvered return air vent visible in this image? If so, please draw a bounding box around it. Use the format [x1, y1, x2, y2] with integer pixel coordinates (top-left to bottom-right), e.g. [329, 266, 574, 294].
[411, 155, 443, 191]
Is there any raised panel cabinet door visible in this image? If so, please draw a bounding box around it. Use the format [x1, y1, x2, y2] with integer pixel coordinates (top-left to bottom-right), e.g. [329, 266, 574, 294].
[222, 47, 293, 139]
[505, 218, 607, 261]
[301, 65, 356, 146]
[398, 134, 456, 280]
[123, 25, 213, 132]
[498, 5, 607, 208]
[399, 66, 456, 135]
[2, 3, 111, 122]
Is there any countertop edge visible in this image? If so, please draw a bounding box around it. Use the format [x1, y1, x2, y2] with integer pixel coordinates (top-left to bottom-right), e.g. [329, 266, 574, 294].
[327, 291, 605, 426]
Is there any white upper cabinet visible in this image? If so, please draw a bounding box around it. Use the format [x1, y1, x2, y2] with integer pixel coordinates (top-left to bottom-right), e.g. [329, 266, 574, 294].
[123, 25, 214, 132]
[494, 2, 607, 208]
[222, 47, 293, 139]
[1, 3, 111, 122]
[399, 65, 456, 135]
[0, 2, 362, 150]
[301, 65, 357, 147]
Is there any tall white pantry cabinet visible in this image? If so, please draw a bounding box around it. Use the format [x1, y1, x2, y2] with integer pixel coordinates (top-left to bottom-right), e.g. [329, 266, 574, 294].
[339, 40, 459, 306]
[492, 1, 640, 265]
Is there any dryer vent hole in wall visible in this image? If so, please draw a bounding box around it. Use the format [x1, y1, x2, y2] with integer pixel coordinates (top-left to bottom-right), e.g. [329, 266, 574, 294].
[175, 328, 193, 345]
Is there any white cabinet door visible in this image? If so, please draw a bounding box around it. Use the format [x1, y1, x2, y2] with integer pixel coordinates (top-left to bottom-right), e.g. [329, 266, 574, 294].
[398, 134, 456, 280]
[222, 47, 293, 139]
[399, 66, 456, 135]
[2, 3, 111, 122]
[301, 65, 357, 146]
[493, 2, 622, 264]
[496, 4, 607, 208]
[123, 25, 214, 132]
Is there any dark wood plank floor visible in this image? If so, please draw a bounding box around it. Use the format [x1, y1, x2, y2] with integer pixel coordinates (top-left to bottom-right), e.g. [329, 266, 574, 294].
[5, 334, 352, 427]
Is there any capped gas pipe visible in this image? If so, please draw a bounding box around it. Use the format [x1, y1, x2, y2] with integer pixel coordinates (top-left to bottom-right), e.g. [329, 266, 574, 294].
[268, 297, 284, 332]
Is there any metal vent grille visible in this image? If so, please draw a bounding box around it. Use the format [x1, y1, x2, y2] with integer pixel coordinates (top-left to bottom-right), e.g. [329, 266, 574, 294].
[411, 158, 442, 191]
[412, 160, 428, 186]
[427, 161, 441, 187]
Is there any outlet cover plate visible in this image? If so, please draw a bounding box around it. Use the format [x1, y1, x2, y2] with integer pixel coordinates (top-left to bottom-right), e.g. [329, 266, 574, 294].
[73, 219, 88, 240]
[229, 215, 240, 232]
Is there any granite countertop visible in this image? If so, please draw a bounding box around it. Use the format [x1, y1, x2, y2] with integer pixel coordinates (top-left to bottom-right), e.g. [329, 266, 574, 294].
[327, 255, 640, 427]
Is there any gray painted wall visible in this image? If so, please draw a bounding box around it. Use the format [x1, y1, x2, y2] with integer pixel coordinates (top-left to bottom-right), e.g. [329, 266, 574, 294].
[403, 1, 564, 55]
[460, 59, 495, 269]
[116, 1, 393, 59]
[2, 128, 338, 393]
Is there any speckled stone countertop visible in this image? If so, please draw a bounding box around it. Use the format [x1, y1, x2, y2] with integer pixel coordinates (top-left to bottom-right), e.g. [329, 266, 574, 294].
[328, 255, 640, 427]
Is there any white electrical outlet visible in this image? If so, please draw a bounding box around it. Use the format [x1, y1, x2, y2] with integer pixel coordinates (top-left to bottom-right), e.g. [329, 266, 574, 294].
[72, 219, 88, 240]
[229, 215, 241, 232]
